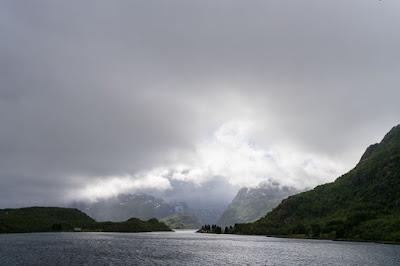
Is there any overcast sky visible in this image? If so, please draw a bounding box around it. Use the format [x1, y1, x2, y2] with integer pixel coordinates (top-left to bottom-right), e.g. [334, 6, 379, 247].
[1, 0, 399, 207]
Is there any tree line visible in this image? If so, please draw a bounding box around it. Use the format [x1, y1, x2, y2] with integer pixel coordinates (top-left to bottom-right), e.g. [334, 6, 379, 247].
[197, 224, 235, 234]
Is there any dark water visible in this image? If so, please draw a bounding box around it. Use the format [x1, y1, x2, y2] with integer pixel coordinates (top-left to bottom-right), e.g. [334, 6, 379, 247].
[1, 230, 400, 266]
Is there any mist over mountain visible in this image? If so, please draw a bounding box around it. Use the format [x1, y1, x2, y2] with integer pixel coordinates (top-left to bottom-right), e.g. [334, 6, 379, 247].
[71, 194, 177, 222]
[71, 193, 202, 229]
[143, 177, 237, 224]
[148, 177, 236, 210]
[160, 213, 201, 230]
[217, 183, 299, 227]
[65, 175, 245, 229]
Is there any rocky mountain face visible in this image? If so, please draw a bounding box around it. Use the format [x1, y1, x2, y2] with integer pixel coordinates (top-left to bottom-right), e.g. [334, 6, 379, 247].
[217, 184, 299, 227]
[233, 125, 400, 243]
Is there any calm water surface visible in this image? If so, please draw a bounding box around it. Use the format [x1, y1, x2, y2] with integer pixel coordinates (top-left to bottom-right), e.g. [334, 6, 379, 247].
[1, 230, 399, 265]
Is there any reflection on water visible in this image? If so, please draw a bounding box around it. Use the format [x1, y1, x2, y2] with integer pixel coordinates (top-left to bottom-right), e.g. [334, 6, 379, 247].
[1, 231, 399, 265]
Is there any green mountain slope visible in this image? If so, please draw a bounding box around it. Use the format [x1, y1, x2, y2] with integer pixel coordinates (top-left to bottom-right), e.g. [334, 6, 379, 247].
[0, 207, 95, 233]
[0, 207, 171, 233]
[233, 125, 400, 242]
[217, 185, 298, 227]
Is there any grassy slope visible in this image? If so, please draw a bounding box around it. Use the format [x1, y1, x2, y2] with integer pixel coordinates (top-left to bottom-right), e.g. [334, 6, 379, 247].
[233, 125, 400, 242]
[0, 207, 171, 233]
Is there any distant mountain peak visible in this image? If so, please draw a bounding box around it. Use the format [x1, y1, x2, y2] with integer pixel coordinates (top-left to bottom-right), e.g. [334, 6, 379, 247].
[381, 124, 400, 144]
[359, 124, 400, 163]
[359, 143, 379, 162]
[217, 184, 299, 227]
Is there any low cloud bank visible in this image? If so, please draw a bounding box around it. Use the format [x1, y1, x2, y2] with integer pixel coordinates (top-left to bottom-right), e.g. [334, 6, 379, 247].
[74, 121, 345, 202]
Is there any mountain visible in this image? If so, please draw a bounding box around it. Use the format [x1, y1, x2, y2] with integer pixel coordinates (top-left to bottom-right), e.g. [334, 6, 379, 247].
[191, 207, 226, 225]
[159, 178, 235, 224]
[72, 193, 201, 229]
[0, 207, 95, 233]
[0, 207, 171, 233]
[72, 194, 181, 222]
[233, 125, 400, 242]
[160, 212, 201, 229]
[217, 184, 299, 227]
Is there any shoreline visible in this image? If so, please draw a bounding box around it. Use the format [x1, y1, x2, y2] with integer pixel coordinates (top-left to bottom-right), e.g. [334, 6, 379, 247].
[196, 231, 400, 245]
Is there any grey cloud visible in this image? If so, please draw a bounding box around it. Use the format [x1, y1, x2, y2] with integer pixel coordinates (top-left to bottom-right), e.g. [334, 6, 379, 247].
[1, 0, 400, 207]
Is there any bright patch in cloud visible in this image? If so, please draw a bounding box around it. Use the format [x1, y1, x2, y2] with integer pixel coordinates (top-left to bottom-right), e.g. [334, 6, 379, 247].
[165, 120, 344, 189]
[74, 121, 345, 201]
[71, 171, 171, 201]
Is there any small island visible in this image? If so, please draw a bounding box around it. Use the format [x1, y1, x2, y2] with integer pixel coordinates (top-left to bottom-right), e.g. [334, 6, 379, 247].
[0, 207, 171, 234]
[197, 224, 234, 234]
